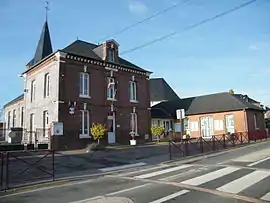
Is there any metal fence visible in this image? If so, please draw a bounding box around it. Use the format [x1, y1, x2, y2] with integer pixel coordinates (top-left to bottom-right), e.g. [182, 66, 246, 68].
[0, 150, 55, 191]
[169, 130, 270, 160]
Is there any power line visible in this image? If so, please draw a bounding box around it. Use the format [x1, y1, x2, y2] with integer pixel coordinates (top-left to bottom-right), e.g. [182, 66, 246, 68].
[97, 0, 190, 42]
[120, 0, 258, 55]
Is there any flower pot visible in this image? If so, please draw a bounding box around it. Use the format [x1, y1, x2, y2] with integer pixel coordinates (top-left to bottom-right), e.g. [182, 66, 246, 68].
[130, 139, 137, 146]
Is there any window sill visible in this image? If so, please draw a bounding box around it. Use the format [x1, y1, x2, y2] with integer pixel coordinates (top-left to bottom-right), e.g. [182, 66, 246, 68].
[130, 100, 138, 103]
[79, 134, 91, 139]
[79, 95, 91, 99]
[107, 98, 117, 101]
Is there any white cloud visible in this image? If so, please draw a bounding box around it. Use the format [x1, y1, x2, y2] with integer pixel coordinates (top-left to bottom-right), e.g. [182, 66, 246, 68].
[128, 1, 148, 14]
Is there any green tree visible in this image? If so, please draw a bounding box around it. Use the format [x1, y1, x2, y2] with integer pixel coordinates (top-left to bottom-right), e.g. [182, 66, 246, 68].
[228, 89, 235, 94]
[90, 123, 107, 144]
[151, 125, 165, 142]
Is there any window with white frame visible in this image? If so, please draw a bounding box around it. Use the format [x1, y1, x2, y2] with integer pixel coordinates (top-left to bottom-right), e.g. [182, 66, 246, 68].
[44, 73, 50, 98]
[214, 120, 224, 131]
[12, 109, 16, 127]
[107, 48, 115, 62]
[7, 111, 11, 129]
[21, 107, 24, 127]
[30, 80, 36, 102]
[107, 77, 115, 100]
[30, 113, 35, 132]
[129, 81, 137, 102]
[80, 110, 90, 137]
[130, 113, 138, 135]
[43, 110, 49, 128]
[79, 72, 89, 97]
[190, 121, 199, 132]
[43, 110, 49, 137]
[254, 114, 258, 129]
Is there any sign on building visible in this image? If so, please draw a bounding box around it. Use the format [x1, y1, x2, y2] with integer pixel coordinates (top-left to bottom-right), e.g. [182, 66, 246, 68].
[51, 122, 63, 136]
[176, 109, 185, 119]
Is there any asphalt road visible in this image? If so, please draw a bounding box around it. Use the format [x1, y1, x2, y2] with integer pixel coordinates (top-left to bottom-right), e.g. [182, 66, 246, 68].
[1, 141, 270, 203]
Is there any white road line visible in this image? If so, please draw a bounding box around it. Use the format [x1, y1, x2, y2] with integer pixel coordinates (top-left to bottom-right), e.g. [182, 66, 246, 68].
[217, 170, 270, 194]
[99, 162, 146, 172]
[261, 192, 270, 201]
[117, 165, 168, 177]
[69, 184, 150, 203]
[135, 165, 192, 179]
[247, 156, 270, 167]
[181, 167, 240, 186]
[148, 190, 190, 203]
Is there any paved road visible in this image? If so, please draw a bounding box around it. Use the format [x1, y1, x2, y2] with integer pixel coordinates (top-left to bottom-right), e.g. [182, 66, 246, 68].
[1, 141, 270, 203]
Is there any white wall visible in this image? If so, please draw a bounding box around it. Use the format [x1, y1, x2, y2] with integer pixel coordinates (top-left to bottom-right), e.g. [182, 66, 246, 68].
[24, 57, 60, 133]
[4, 99, 24, 141]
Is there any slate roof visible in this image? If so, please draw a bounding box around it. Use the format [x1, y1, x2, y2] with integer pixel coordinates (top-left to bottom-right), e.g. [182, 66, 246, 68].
[150, 78, 180, 102]
[61, 40, 149, 72]
[4, 94, 24, 108]
[151, 92, 263, 118]
[27, 21, 53, 67]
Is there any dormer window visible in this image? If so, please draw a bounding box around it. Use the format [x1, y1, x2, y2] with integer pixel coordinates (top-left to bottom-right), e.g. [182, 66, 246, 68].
[107, 47, 115, 63]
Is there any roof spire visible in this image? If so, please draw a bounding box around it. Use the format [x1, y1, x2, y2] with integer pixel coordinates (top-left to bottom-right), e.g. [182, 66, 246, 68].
[26, 2, 53, 67]
[45, 1, 49, 22]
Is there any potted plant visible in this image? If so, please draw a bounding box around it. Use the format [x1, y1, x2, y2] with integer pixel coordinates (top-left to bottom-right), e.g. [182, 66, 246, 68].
[129, 131, 137, 146]
[151, 125, 165, 142]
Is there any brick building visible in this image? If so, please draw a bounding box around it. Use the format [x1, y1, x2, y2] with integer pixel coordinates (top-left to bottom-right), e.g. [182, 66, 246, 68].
[4, 20, 152, 150]
[151, 92, 265, 138]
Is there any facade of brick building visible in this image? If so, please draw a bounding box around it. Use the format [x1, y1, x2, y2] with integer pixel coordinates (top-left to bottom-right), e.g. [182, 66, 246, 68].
[3, 21, 152, 150]
[151, 92, 265, 139]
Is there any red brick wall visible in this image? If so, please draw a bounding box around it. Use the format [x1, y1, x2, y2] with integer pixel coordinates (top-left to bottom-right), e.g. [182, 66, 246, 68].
[54, 56, 150, 150]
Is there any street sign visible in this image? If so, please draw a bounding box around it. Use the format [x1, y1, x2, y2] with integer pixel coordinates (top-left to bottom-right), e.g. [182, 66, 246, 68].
[176, 109, 185, 119]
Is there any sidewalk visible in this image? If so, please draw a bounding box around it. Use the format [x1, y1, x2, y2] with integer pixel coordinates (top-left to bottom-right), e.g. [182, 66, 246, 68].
[57, 141, 168, 156]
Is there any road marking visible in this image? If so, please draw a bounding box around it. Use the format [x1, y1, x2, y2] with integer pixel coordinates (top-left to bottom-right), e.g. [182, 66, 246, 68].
[160, 167, 208, 181]
[135, 165, 191, 179]
[181, 167, 240, 186]
[260, 192, 270, 201]
[117, 165, 169, 176]
[69, 184, 150, 203]
[99, 162, 146, 172]
[233, 149, 270, 162]
[217, 170, 270, 194]
[111, 175, 264, 203]
[247, 156, 270, 167]
[148, 190, 190, 203]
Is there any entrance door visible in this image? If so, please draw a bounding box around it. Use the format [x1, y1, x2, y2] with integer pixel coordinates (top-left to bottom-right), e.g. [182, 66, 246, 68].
[225, 115, 235, 134]
[107, 113, 116, 144]
[200, 116, 214, 138]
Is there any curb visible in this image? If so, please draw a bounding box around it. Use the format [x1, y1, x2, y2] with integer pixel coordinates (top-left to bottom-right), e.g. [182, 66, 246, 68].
[0, 179, 70, 197]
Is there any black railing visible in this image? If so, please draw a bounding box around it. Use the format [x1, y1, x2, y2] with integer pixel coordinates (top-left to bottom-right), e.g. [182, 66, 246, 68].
[169, 131, 269, 160]
[0, 150, 55, 191]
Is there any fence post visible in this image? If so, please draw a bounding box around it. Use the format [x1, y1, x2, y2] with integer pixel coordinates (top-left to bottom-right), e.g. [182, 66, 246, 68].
[0, 153, 3, 190]
[168, 141, 172, 160]
[52, 150, 55, 181]
[200, 137, 203, 153]
[223, 134, 226, 148]
[212, 136, 215, 151]
[5, 152, 9, 190]
[240, 132, 243, 144]
[184, 140, 189, 156]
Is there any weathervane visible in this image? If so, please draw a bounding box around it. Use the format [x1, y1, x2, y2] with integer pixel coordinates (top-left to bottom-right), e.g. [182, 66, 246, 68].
[45, 1, 49, 21]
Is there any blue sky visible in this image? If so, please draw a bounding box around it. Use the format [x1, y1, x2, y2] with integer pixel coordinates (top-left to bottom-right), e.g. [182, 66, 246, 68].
[0, 0, 270, 108]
